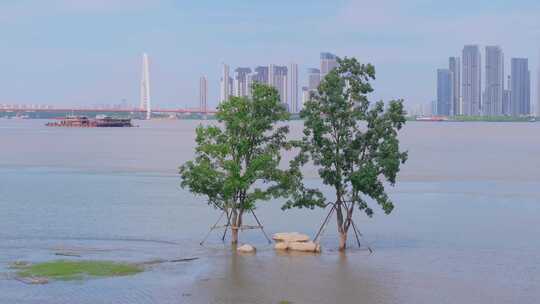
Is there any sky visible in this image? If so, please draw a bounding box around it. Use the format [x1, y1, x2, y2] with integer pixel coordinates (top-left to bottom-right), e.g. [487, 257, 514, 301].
[1, 0, 539, 110]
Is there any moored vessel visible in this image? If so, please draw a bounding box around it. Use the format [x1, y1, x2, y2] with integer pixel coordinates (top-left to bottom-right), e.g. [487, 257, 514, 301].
[46, 115, 133, 127]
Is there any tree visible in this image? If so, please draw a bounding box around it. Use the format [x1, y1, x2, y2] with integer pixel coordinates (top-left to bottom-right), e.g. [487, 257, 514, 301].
[179, 83, 291, 244]
[284, 57, 408, 251]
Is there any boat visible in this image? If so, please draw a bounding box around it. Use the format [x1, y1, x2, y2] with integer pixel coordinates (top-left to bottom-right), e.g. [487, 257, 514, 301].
[46, 115, 133, 127]
[415, 116, 449, 122]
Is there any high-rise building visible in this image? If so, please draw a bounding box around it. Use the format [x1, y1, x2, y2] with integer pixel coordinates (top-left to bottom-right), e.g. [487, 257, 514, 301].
[271, 65, 288, 106]
[537, 53, 540, 117]
[503, 76, 512, 116]
[437, 69, 453, 116]
[484, 46, 504, 116]
[253, 66, 269, 85]
[246, 74, 254, 97]
[289, 63, 299, 113]
[510, 58, 531, 116]
[462, 45, 482, 116]
[320, 52, 338, 80]
[301, 86, 310, 110]
[140, 53, 151, 120]
[308, 68, 321, 91]
[449, 57, 461, 115]
[234, 67, 252, 97]
[268, 64, 275, 87]
[219, 64, 232, 103]
[199, 76, 207, 112]
[267, 65, 288, 105]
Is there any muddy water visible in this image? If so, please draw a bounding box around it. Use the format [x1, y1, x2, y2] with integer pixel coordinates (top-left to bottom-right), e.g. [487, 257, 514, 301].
[0, 119, 539, 303]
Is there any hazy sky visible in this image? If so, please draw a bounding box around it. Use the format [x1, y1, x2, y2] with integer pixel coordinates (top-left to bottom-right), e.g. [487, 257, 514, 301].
[1, 0, 539, 110]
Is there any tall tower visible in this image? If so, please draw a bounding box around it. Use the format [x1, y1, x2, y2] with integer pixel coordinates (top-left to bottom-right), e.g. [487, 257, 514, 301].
[462, 45, 482, 116]
[140, 53, 151, 120]
[484, 46, 504, 116]
[253, 66, 269, 85]
[437, 69, 453, 116]
[537, 51, 540, 117]
[199, 76, 208, 113]
[511, 58, 531, 116]
[268, 64, 275, 87]
[308, 68, 321, 91]
[320, 52, 338, 80]
[219, 64, 231, 104]
[449, 57, 461, 115]
[289, 63, 299, 113]
[234, 67, 252, 97]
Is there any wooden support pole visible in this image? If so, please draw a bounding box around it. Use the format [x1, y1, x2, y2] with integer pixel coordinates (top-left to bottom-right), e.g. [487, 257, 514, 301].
[200, 210, 226, 245]
[313, 203, 336, 242]
[250, 209, 272, 244]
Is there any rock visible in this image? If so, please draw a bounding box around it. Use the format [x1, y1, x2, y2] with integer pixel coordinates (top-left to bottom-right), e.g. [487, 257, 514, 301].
[288, 241, 321, 253]
[274, 242, 289, 251]
[237, 244, 256, 254]
[272, 232, 310, 243]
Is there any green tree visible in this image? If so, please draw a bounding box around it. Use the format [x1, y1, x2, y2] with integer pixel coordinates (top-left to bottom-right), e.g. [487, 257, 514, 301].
[179, 83, 291, 244]
[284, 57, 408, 251]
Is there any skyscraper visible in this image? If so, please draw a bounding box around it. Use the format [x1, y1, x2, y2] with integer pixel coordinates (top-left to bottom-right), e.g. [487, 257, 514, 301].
[246, 74, 254, 97]
[253, 66, 269, 84]
[266, 65, 288, 105]
[289, 63, 299, 113]
[511, 58, 531, 116]
[219, 64, 231, 103]
[437, 69, 453, 116]
[234, 67, 252, 97]
[462, 45, 482, 116]
[449, 57, 461, 115]
[308, 68, 321, 91]
[140, 53, 151, 120]
[272, 65, 288, 107]
[320, 52, 338, 80]
[268, 64, 275, 87]
[301, 86, 310, 110]
[199, 76, 207, 112]
[503, 76, 512, 116]
[484, 46, 504, 116]
[537, 53, 540, 117]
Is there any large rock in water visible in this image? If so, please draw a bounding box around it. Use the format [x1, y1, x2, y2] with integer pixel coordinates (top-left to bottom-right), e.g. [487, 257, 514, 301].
[274, 242, 289, 251]
[237, 244, 256, 254]
[288, 241, 321, 253]
[272, 232, 310, 243]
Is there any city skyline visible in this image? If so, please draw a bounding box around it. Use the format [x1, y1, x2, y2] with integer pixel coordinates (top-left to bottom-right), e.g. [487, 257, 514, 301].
[0, 1, 538, 111]
[435, 45, 535, 117]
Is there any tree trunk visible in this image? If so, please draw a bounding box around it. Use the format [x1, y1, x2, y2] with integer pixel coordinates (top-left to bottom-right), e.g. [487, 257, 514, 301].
[231, 227, 239, 244]
[335, 202, 348, 251]
[231, 209, 243, 244]
[339, 231, 348, 251]
[231, 209, 239, 244]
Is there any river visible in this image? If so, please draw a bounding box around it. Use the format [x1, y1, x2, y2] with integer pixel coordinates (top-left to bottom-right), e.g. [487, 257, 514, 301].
[1, 119, 539, 303]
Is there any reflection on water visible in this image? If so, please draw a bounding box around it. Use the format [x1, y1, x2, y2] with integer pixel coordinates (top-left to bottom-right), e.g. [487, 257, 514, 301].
[0, 119, 539, 303]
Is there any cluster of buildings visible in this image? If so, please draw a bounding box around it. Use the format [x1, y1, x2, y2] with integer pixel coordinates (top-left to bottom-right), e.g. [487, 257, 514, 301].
[199, 52, 338, 113]
[437, 45, 538, 117]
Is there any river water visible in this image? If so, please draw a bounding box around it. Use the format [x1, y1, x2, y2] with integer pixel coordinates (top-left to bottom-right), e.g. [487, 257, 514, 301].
[0, 119, 539, 303]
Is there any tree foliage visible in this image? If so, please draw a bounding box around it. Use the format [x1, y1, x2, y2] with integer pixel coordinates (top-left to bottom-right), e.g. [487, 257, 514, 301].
[179, 83, 291, 244]
[285, 57, 408, 250]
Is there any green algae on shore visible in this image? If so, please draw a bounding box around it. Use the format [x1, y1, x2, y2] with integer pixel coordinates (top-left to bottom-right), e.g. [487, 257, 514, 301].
[16, 260, 143, 281]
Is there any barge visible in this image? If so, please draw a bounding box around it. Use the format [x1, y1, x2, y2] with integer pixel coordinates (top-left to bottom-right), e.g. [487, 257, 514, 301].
[46, 115, 133, 127]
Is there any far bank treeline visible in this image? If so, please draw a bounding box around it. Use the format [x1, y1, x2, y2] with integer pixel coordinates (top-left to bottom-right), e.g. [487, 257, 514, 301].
[179, 57, 407, 251]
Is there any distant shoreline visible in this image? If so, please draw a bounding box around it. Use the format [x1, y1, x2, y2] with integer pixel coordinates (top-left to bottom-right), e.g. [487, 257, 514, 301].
[1, 113, 538, 122]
